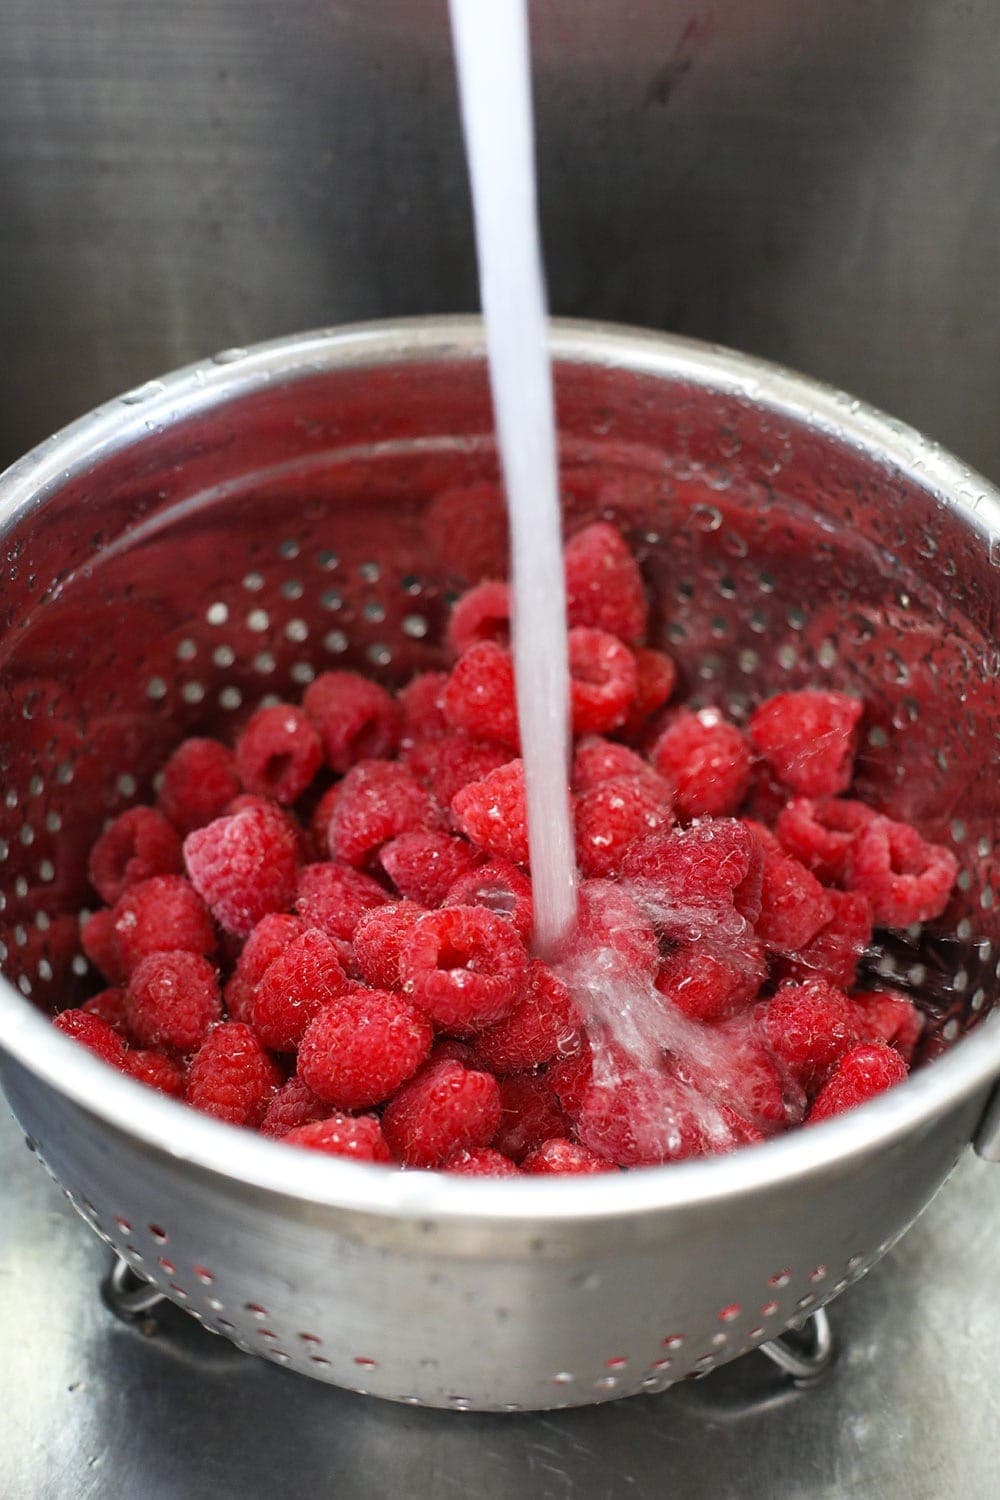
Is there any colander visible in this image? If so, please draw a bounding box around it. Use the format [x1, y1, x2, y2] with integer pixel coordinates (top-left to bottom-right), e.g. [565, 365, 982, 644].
[1, 318, 999, 1413]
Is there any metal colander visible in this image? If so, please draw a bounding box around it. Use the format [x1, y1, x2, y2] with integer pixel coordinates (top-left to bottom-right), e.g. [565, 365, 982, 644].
[1, 318, 998, 1412]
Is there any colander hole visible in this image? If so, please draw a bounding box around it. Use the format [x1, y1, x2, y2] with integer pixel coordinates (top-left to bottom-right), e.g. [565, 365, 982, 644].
[972, 988, 986, 1011]
[738, 649, 760, 674]
[604, 1357, 628, 1370]
[245, 1303, 268, 1318]
[56, 761, 74, 785]
[402, 614, 429, 639]
[718, 1303, 741, 1322]
[749, 1326, 765, 1339]
[45, 811, 61, 832]
[650, 1357, 671, 1371]
[711, 1333, 728, 1347]
[951, 819, 967, 842]
[367, 644, 393, 667]
[316, 550, 338, 571]
[310, 1356, 331, 1367]
[777, 643, 798, 670]
[116, 773, 137, 797]
[175, 639, 197, 662]
[71, 955, 87, 976]
[957, 918, 972, 939]
[253, 653, 276, 675]
[291, 662, 315, 684]
[219, 687, 242, 710]
[817, 641, 838, 668]
[768, 1270, 792, 1288]
[797, 1294, 816, 1310]
[206, 602, 229, 625]
[146, 677, 167, 701]
[359, 561, 381, 582]
[594, 1376, 618, 1390]
[19, 825, 34, 846]
[978, 835, 992, 857]
[14, 877, 27, 898]
[284, 619, 309, 642]
[194, 1266, 214, 1283]
[28, 773, 43, 797]
[401, 574, 424, 595]
[247, 609, 269, 633]
[258, 1329, 278, 1340]
[37, 959, 52, 981]
[181, 681, 205, 705]
[213, 645, 235, 668]
[363, 602, 386, 624]
[206, 1297, 224, 1312]
[4, 789, 17, 809]
[321, 589, 343, 611]
[354, 1356, 378, 1369]
[847, 1254, 865, 1270]
[17, 975, 32, 995]
[809, 1266, 828, 1282]
[324, 631, 348, 654]
[38, 860, 55, 882]
[661, 1334, 685, 1349]
[115, 1216, 132, 1232]
[217, 1319, 234, 1332]
[148, 1224, 168, 1244]
[551, 1372, 574, 1384]
[169, 1284, 188, 1300]
[298, 1332, 322, 1344]
[243, 573, 264, 593]
[943, 1018, 960, 1040]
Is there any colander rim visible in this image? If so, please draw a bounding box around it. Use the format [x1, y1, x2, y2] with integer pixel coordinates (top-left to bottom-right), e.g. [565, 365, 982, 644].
[1, 313, 999, 1227]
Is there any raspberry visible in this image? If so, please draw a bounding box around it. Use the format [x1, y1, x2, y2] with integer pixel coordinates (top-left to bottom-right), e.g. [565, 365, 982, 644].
[447, 580, 512, 656]
[759, 979, 863, 1092]
[186, 1021, 283, 1126]
[426, 480, 509, 581]
[235, 703, 323, 805]
[703, 1017, 804, 1128]
[353, 901, 426, 988]
[623, 819, 763, 941]
[620, 648, 678, 738]
[308, 784, 342, 859]
[571, 736, 657, 793]
[299, 989, 433, 1109]
[574, 774, 673, 878]
[251, 927, 348, 1052]
[282, 1114, 392, 1163]
[88, 807, 183, 905]
[379, 831, 480, 907]
[224, 912, 305, 1023]
[807, 1042, 908, 1123]
[125, 1049, 186, 1096]
[852, 989, 924, 1064]
[443, 1147, 519, 1176]
[568, 628, 638, 735]
[111, 875, 216, 975]
[651, 709, 751, 819]
[521, 1138, 610, 1174]
[400, 905, 529, 1032]
[717, 1106, 767, 1149]
[473, 961, 580, 1073]
[81, 987, 130, 1035]
[564, 521, 648, 643]
[843, 816, 958, 926]
[429, 1039, 478, 1066]
[546, 1046, 594, 1118]
[158, 738, 241, 835]
[381, 1058, 502, 1167]
[327, 759, 436, 868]
[741, 818, 782, 857]
[778, 890, 872, 989]
[53, 1008, 128, 1065]
[492, 1073, 571, 1162]
[444, 859, 534, 944]
[756, 850, 833, 955]
[225, 795, 310, 862]
[125, 951, 222, 1052]
[81, 907, 127, 984]
[741, 759, 791, 824]
[184, 803, 298, 938]
[775, 797, 879, 883]
[656, 939, 766, 1022]
[260, 1075, 330, 1137]
[295, 861, 389, 943]
[568, 880, 659, 976]
[398, 671, 450, 747]
[302, 671, 401, 773]
[405, 734, 511, 813]
[576, 1069, 707, 1167]
[749, 690, 862, 797]
[442, 642, 519, 749]
[451, 759, 530, 866]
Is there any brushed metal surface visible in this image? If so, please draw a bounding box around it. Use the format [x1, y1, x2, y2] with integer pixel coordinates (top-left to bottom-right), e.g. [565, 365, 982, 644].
[2, 1, 999, 481]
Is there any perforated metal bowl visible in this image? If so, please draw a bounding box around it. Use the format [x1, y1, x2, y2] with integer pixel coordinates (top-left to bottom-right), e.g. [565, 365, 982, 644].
[1, 318, 999, 1411]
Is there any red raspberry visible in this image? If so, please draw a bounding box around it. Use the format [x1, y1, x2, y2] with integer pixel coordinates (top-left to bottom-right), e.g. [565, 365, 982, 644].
[224, 912, 305, 1024]
[620, 647, 678, 739]
[521, 1138, 610, 1174]
[381, 1058, 502, 1166]
[429, 1039, 478, 1066]
[234, 703, 323, 805]
[299, 989, 433, 1109]
[717, 1106, 767, 1149]
[749, 690, 862, 797]
[759, 978, 863, 1092]
[568, 627, 638, 735]
[224, 795, 309, 862]
[703, 1017, 804, 1129]
[251, 927, 347, 1052]
[405, 734, 511, 812]
[379, 831, 480, 907]
[656, 939, 766, 1022]
[308, 784, 342, 860]
[398, 671, 450, 746]
[843, 816, 958, 926]
[112, 875, 216, 975]
[807, 1042, 908, 1123]
[186, 1021, 283, 1126]
[296, 861, 389, 943]
[451, 759, 529, 865]
[778, 890, 873, 989]
[443, 1147, 519, 1176]
[568, 879, 659, 976]
[400, 905, 529, 1032]
[576, 1068, 708, 1167]
[473, 961, 580, 1073]
[327, 759, 436, 868]
[756, 850, 833, 954]
[184, 803, 298, 938]
[88, 807, 183, 905]
[53, 1008, 128, 1065]
[564, 521, 648, 643]
[442, 642, 519, 750]
[125, 951, 222, 1052]
[353, 901, 426, 989]
[741, 759, 791, 824]
[852, 989, 924, 1064]
[574, 774, 673, 878]
[444, 859, 534, 945]
[81, 907, 127, 984]
[775, 797, 879, 883]
[741, 818, 782, 856]
[651, 709, 751, 819]
[492, 1072, 571, 1162]
[546, 1046, 594, 1118]
[282, 1113, 392, 1162]
[125, 1049, 186, 1096]
[302, 670, 401, 773]
[81, 987, 130, 1035]
[260, 1074, 330, 1137]
[571, 736, 657, 793]
[622, 819, 763, 941]
[426, 480, 510, 581]
[447, 580, 512, 657]
[158, 738, 241, 835]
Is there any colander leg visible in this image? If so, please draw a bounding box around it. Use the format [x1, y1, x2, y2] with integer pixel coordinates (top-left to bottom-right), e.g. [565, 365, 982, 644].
[104, 1254, 166, 1317]
[758, 1308, 834, 1385]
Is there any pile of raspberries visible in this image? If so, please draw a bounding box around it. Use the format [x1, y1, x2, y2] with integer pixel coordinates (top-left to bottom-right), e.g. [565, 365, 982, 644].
[51, 520, 958, 1174]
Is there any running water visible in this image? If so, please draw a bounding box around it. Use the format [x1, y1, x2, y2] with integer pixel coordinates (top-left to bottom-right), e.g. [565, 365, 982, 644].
[448, 0, 577, 955]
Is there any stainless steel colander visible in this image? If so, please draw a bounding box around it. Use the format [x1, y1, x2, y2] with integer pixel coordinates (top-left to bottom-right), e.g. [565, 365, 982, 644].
[1, 318, 998, 1412]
